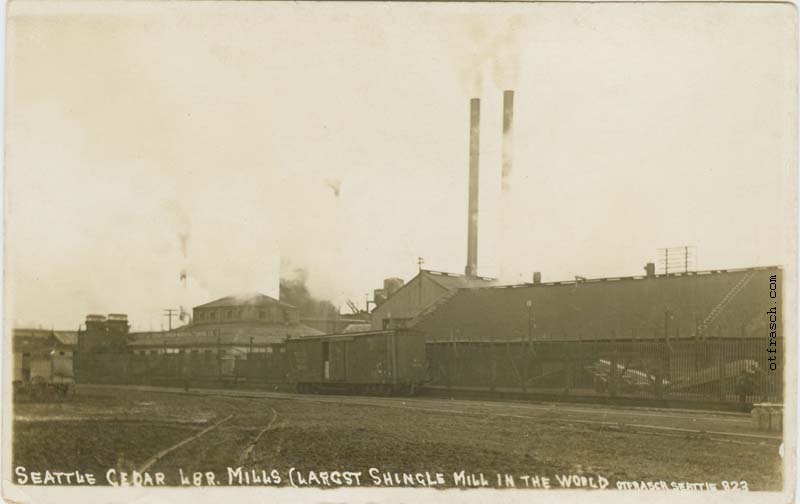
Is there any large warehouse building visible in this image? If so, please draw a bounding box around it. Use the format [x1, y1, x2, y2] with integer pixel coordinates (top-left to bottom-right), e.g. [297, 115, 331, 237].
[411, 265, 782, 401]
[414, 266, 780, 342]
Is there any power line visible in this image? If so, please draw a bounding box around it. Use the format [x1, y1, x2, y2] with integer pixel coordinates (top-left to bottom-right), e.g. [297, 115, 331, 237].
[163, 309, 179, 332]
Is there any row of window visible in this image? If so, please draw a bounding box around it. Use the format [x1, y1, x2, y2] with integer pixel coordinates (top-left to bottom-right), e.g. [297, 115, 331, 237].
[194, 308, 292, 322]
[133, 347, 285, 355]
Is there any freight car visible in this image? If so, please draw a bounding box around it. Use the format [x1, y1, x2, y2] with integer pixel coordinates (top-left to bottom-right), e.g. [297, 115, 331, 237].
[286, 329, 427, 395]
[13, 348, 74, 400]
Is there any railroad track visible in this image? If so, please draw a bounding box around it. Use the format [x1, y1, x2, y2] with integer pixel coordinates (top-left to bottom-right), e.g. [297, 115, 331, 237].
[138, 414, 235, 473]
[134, 402, 280, 475]
[238, 407, 278, 466]
[84, 384, 779, 448]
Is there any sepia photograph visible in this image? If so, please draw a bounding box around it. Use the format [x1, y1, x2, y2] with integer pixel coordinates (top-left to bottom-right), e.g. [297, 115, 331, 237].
[2, 1, 797, 503]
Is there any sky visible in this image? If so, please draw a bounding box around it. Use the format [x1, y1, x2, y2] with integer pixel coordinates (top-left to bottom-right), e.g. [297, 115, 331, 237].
[4, 1, 796, 331]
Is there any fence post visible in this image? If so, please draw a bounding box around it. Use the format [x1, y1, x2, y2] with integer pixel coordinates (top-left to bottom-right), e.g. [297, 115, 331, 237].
[716, 335, 724, 401]
[654, 341, 664, 400]
[452, 338, 458, 389]
[608, 350, 618, 398]
[521, 342, 528, 394]
[489, 344, 497, 393]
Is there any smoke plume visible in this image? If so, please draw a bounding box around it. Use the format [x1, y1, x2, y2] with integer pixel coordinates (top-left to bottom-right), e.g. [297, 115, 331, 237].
[279, 267, 339, 319]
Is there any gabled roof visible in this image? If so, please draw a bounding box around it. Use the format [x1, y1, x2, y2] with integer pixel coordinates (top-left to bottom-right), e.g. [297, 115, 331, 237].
[13, 329, 78, 348]
[52, 331, 78, 346]
[374, 270, 495, 310]
[419, 270, 496, 291]
[194, 293, 295, 310]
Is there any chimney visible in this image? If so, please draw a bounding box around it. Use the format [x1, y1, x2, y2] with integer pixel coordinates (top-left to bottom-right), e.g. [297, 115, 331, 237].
[465, 98, 480, 277]
[533, 272, 541, 284]
[501, 90, 514, 191]
[645, 262, 656, 278]
[383, 277, 404, 297]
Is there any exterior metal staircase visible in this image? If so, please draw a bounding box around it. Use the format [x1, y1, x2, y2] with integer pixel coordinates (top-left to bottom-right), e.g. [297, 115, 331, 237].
[696, 270, 756, 338]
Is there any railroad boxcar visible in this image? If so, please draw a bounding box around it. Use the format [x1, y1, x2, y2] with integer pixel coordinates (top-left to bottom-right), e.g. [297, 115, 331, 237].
[287, 329, 427, 395]
[14, 349, 74, 400]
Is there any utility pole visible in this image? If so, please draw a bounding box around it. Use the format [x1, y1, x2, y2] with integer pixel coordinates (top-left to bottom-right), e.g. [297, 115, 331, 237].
[163, 309, 179, 331]
[526, 300, 533, 342]
[684, 246, 689, 274]
[664, 309, 672, 342]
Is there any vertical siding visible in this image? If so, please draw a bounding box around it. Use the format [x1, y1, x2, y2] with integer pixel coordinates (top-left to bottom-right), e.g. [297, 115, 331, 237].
[370, 275, 449, 329]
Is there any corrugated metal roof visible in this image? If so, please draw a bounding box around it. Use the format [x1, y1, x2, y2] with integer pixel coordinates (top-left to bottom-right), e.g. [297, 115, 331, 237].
[415, 266, 781, 342]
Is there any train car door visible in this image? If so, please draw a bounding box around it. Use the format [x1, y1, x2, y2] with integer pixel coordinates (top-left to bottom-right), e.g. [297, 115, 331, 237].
[322, 342, 330, 380]
[329, 340, 348, 381]
[322, 341, 331, 381]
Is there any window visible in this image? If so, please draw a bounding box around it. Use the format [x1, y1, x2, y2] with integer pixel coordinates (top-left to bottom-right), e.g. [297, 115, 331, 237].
[226, 310, 233, 319]
[196, 312, 204, 321]
[209, 311, 216, 320]
[259, 310, 266, 320]
[59, 351, 65, 356]
[266, 347, 273, 354]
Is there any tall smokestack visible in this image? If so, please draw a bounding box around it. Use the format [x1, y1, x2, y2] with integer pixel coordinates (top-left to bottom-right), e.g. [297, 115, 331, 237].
[465, 98, 480, 277]
[501, 90, 514, 191]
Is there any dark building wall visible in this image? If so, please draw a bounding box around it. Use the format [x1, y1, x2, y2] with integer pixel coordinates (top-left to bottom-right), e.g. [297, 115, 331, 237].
[78, 320, 130, 354]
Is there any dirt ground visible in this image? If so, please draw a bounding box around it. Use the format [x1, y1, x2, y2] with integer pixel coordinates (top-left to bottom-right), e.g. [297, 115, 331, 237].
[12, 386, 783, 490]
